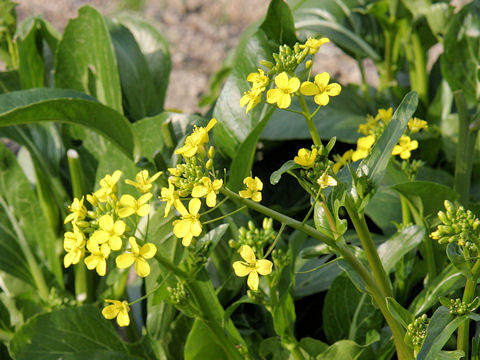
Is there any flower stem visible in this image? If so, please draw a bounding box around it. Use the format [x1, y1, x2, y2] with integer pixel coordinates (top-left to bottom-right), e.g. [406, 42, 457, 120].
[202, 206, 247, 225]
[298, 93, 322, 147]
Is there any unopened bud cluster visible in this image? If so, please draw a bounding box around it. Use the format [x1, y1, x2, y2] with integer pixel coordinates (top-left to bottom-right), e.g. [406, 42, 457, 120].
[430, 200, 480, 251]
[440, 296, 480, 315]
[406, 314, 429, 350]
[272, 248, 290, 269]
[262, 43, 309, 76]
[229, 218, 275, 256]
[168, 282, 189, 306]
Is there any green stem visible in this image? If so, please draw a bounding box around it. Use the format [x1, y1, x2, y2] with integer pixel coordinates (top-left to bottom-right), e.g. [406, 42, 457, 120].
[453, 91, 478, 206]
[400, 195, 411, 226]
[298, 93, 322, 147]
[264, 223, 286, 258]
[220, 187, 412, 359]
[202, 206, 247, 225]
[0, 196, 49, 301]
[381, 28, 394, 89]
[410, 32, 428, 105]
[344, 196, 393, 298]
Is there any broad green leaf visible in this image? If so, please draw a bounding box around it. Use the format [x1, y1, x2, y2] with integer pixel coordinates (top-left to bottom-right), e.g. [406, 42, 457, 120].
[114, 13, 171, 112]
[377, 225, 425, 273]
[0, 89, 138, 159]
[272, 292, 297, 337]
[62, 351, 141, 360]
[195, 224, 229, 258]
[359, 91, 419, 186]
[260, 0, 297, 46]
[108, 20, 157, 121]
[184, 320, 228, 360]
[391, 181, 459, 219]
[323, 272, 383, 343]
[0, 71, 20, 94]
[16, 17, 43, 89]
[445, 243, 471, 278]
[417, 307, 469, 360]
[299, 337, 329, 358]
[270, 160, 298, 185]
[262, 85, 368, 143]
[259, 337, 290, 360]
[441, 2, 480, 106]
[409, 264, 465, 316]
[436, 351, 465, 360]
[9, 305, 131, 360]
[365, 188, 402, 235]
[55, 6, 123, 113]
[386, 297, 414, 329]
[316, 339, 368, 360]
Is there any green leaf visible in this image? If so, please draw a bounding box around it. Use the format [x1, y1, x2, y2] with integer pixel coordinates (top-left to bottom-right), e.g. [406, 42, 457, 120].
[445, 243, 471, 278]
[359, 91, 419, 186]
[316, 339, 369, 360]
[55, 6, 123, 113]
[114, 13, 171, 112]
[377, 225, 425, 273]
[386, 297, 414, 329]
[322, 272, 383, 343]
[365, 187, 402, 235]
[272, 292, 297, 337]
[184, 320, 227, 360]
[270, 160, 299, 185]
[0, 88, 139, 159]
[299, 337, 329, 358]
[0, 70, 20, 94]
[409, 264, 465, 316]
[9, 305, 131, 359]
[16, 17, 44, 89]
[417, 306, 469, 360]
[260, 0, 297, 46]
[441, 2, 480, 106]
[436, 351, 465, 360]
[259, 337, 290, 360]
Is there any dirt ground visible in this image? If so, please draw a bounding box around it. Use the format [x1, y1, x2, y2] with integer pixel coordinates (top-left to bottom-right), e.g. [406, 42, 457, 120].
[15, 0, 370, 114]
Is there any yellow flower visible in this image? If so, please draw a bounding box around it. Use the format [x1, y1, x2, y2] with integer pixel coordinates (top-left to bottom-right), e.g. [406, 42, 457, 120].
[317, 173, 337, 189]
[408, 117, 428, 133]
[232, 245, 272, 291]
[357, 114, 377, 136]
[64, 196, 87, 224]
[192, 177, 223, 207]
[84, 240, 111, 276]
[299, 37, 330, 55]
[173, 198, 203, 246]
[102, 300, 130, 327]
[266, 72, 300, 109]
[333, 149, 354, 174]
[94, 170, 122, 202]
[175, 118, 217, 158]
[239, 176, 263, 202]
[125, 170, 162, 193]
[300, 72, 341, 106]
[240, 88, 263, 114]
[63, 226, 85, 268]
[294, 148, 317, 168]
[159, 182, 179, 217]
[352, 135, 375, 162]
[392, 135, 418, 160]
[117, 193, 152, 218]
[90, 215, 126, 251]
[116, 237, 157, 277]
[375, 107, 393, 123]
[247, 68, 269, 90]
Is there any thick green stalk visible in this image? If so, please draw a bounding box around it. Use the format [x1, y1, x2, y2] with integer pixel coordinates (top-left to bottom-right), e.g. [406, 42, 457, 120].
[344, 196, 393, 298]
[220, 187, 413, 359]
[410, 32, 428, 105]
[457, 259, 480, 357]
[380, 28, 394, 90]
[453, 91, 478, 206]
[298, 94, 322, 147]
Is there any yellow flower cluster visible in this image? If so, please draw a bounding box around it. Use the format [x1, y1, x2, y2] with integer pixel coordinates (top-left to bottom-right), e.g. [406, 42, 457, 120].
[161, 118, 224, 246]
[63, 170, 159, 278]
[233, 245, 272, 291]
[240, 37, 341, 113]
[239, 176, 263, 202]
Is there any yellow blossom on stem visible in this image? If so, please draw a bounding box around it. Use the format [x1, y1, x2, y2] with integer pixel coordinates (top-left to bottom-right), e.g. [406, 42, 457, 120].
[408, 117, 428, 133]
[159, 182, 179, 217]
[294, 148, 317, 168]
[94, 170, 122, 202]
[90, 215, 126, 251]
[117, 193, 153, 218]
[300, 72, 341, 106]
[392, 135, 418, 160]
[84, 241, 111, 276]
[63, 226, 85, 268]
[232, 245, 273, 291]
[333, 149, 354, 174]
[64, 196, 87, 224]
[102, 299, 130, 327]
[240, 88, 263, 114]
[375, 107, 393, 123]
[352, 135, 375, 162]
[125, 170, 162, 193]
[175, 118, 217, 158]
[299, 37, 330, 55]
[173, 198, 203, 246]
[239, 176, 263, 202]
[317, 173, 338, 189]
[357, 115, 378, 136]
[266, 72, 300, 109]
[116, 237, 157, 277]
[247, 68, 269, 90]
[192, 177, 223, 207]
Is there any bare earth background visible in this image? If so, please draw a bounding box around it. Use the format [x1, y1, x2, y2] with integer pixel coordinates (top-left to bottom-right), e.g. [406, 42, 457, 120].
[15, 0, 372, 114]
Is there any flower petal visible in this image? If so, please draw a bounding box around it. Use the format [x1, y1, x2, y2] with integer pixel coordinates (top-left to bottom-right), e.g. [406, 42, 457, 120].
[134, 258, 150, 277]
[288, 77, 300, 92]
[191, 185, 208, 198]
[247, 271, 259, 291]
[315, 72, 330, 87]
[239, 245, 256, 264]
[116, 253, 135, 269]
[116, 311, 130, 327]
[173, 219, 190, 238]
[256, 259, 273, 275]
[266, 88, 282, 104]
[102, 304, 119, 320]
[314, 93, 329, 106]
[274, 72, 288, 88]
[326, 83, 341, 96]
[188, 198, 202, 215]
[300, 81, 318, 96]
[277, 94, 292, 109]
[84, 255, 98, 270]
[233, 261, 250, 277]
[140, 243, 157, 259]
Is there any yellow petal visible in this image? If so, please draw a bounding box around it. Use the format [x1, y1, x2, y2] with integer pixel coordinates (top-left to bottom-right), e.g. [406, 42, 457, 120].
[239, 245, 256, 264]
[138, 192, 153, 204]
[84, 255, 98, 270]
[188, 198, 202, 215]
[191, 219, 203, 237]
[206, 118, 217, 131]
[118, 207, 134, 218]
[113, 220, 126, 235]
[277, 94, 292, 109]
[140, 243, 157, 259]
[247, 271, 259, 291]
[117, 311, 130, 327]
[300, 81, 318, 96]
[233, 261, 250, 277]
[288, 77, 300, 92]
[206, 191, 216, 207]
[173, 199, 189, 217]
[274, 72, 289, 89]
[136, 204, 151, 217]
[102, 304, 119, 320]
[173, 219, 190, 238]
[119, 194, 136, 208]
[108, 236, 122, 251]
[315, 72, 330, 87]
[192, 185, 208, 198]
[239, 189, 251, 199]
[134, 258, 150, 277]
[99, 215, 114, 231]
[314, 93, 329, 106]
[392, 145, 402, 155]
[256, 259, 273, 275]
[326, 83, 341, 96]
[251, 191, 262, 202]
[128, 237, 139, 254]
[266, 88, 282, 104]
[96, 260, 107, 276]
[116, 253, 135, 269]
[64, 253, 74, 268]
[182, 234, 193, 247]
